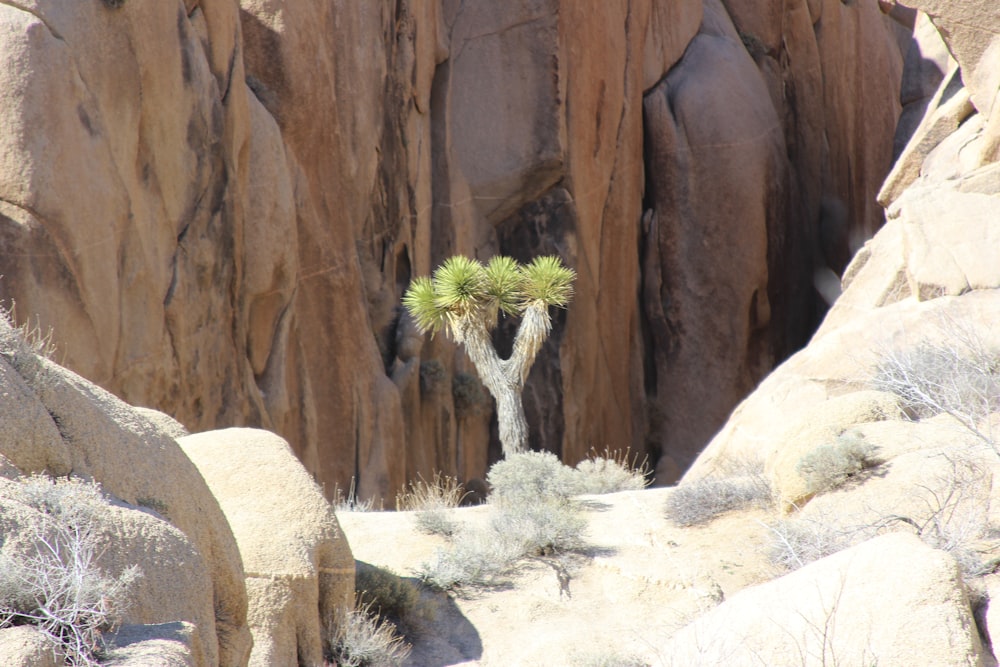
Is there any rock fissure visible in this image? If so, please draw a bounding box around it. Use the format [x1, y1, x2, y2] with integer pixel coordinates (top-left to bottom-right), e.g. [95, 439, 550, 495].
[0, 1, 63, 41]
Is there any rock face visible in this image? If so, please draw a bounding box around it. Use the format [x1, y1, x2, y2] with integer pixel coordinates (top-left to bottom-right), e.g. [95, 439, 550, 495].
[179, 428, 355, 667]
[0, 315, 251, 667]
[671, 5, 1000, 660]
[0, 0, 907, 497]
[661, 533, 984, 665]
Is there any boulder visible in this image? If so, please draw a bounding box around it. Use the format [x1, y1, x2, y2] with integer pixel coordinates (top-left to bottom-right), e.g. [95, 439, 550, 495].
[0, 627, 60, 667]
[0, 315, 251, 667]
[659, 533, 985, 665]
[893, 11, 952, 159]
[642, 2, 782, 479]
[763, 391, 903, 509]
[179, 428, 355, 667]
[0, 477, 215, 667]
[900, 0, 1000, 119]
[104, 623, 196, 667]
[686, 288, 1000, 496]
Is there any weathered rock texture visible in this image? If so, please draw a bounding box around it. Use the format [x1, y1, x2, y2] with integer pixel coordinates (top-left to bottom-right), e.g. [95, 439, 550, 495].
[0, 315, 251, 666]
[661, 533, 984, 665]
[179, 428, 355, 667]
[0, 0, 907, 497]
[675, 6, 1000, 659]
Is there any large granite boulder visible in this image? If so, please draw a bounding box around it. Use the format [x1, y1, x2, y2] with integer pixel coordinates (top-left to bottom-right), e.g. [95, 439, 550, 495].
[0, 314, 251, 666]
[660, 533, 984, 665]
[179, 428, 355, 667]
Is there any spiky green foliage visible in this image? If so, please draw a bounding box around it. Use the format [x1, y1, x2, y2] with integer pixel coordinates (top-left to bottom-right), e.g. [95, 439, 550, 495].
[432, 255, 486, 321]
[520, 255, 575, 307]
[402, 255, 575, 338]
[400, 276, 442, 335]
[483, 255, 524, 318]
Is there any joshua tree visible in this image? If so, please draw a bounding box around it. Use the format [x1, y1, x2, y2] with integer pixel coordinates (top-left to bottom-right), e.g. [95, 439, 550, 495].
[402, 255, 575, 457]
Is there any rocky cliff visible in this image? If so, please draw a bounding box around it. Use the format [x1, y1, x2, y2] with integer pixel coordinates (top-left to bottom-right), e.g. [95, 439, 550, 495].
[0, 0, 909, 499]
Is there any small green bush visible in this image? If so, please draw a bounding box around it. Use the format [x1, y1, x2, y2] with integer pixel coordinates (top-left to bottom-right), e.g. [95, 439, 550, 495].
[489, 498, 586, 557]
[355, 563, 421, 627]
[797, 432, 881, 496]
[488, 449, 648, 502]
[333, 478, 382, 513]
[416, 529, 523, 591]
[418, 452, 598, 592]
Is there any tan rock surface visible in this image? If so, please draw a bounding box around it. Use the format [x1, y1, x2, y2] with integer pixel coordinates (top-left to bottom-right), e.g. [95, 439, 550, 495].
[0, 316, 251, 667]
[104, 623, 196, 667]
[339, 487, 779, 666]
[179, 428, 355, 667]
[0, 480, 216, 666]
[0, 627, 60, 667]
[659, 533, 984, 666]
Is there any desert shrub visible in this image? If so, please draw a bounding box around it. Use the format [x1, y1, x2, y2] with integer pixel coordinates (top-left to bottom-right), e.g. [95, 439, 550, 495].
[354, 562, 432, 641]
[573, 448, 650, 495]
[876, 453, 1000, 578]
[766, 455, 1000, 574]
[355, 563, 420, 624]
[872, 324, 1000, 446]
[417, 498, 587, 591]
[0, 476, 141, 666]
[490, 449, 651, 503]
[572, 649, 648, 667]
[418, 359, 447, 394]
[0, 306, 59, 376]
[415, 528, 524, 591]
[452, 371, 491, 419]
[796, 431, 882, 496]
[333, 478, 382, 513]
[396, 473, 466, 536]
[665, 469, 771, 527]
[489, 498, 587, 557]
[326, 599, 410, 667]
[763, 516, 862, 571]
[418, 453, 593, 591]
[487, 450, 579, 502]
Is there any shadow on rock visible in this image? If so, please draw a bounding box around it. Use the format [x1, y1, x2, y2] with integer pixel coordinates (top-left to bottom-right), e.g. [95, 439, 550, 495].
[405, 586, 483, 667]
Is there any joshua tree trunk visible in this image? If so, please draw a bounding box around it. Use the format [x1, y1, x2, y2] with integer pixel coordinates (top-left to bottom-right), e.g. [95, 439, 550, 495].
[457, 303, 550, 457]
[495, 384, 529, 455]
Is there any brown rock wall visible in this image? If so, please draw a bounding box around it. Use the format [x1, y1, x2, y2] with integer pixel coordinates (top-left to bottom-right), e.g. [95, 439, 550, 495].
[0, 0, 908, 497]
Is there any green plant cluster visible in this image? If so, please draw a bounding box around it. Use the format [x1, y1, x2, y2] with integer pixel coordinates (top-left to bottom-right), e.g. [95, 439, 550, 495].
[402, 255, 574, 338]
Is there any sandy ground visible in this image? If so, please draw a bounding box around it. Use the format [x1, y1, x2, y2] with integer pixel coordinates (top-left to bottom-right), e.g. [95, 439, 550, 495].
[338, 487, 777, 666]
